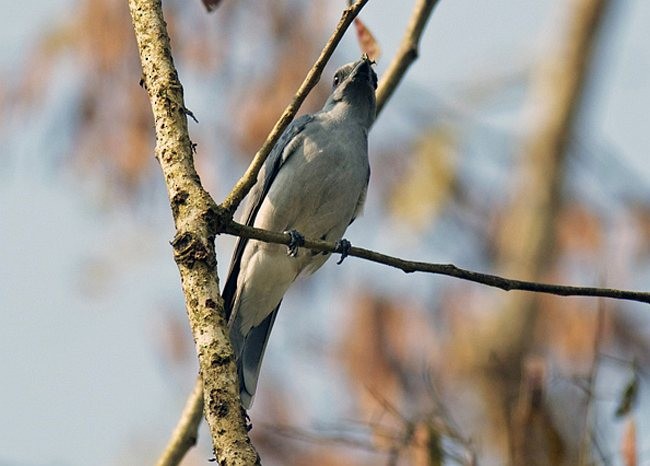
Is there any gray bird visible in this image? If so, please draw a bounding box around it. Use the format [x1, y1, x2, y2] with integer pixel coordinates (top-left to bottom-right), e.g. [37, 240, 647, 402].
[223, 57, 377, 408]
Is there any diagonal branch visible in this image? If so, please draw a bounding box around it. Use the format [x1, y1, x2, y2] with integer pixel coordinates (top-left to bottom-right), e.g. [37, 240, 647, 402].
[156, 376, 205, 466]
[221, 0, 438, 216]
[128, 0, 259, 464]
[224, 221, 650, 305]
[375, 0, 441, 118]
[220, 0, 371, 214]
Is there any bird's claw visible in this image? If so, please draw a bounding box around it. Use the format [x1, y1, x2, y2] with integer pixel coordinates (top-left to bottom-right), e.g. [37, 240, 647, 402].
[285, 229, 305, 257]
[335, 238, 351, 265]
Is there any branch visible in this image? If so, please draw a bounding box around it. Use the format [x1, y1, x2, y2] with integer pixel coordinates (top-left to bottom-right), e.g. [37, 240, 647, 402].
[223, 220, 650, 305]
[156, 376, 205, 466]
[150, 2, 372, 464]
[220, 0, 371, 214]
[578, 300, 606, 466]
[486, 0, 611, 368]
[128, 1, 259, 465]
[375, 0, 441, 117]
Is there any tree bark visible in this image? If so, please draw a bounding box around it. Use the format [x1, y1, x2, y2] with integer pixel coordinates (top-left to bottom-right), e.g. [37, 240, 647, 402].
[128, 0, 260, 464]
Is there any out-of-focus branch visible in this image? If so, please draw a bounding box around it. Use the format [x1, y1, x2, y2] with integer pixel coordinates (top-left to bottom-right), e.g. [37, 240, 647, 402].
[458, 0, 611, 461]
[498, 0, 610, 279]
[224, 220, 650, 305]
[511, 358, 565, 465]
[156, 376, 205, 466]
[220, 0, 370, 214]
[128, 1, 259, 465]
[578, 301, 606, 466]
[375, 0, 441, 118]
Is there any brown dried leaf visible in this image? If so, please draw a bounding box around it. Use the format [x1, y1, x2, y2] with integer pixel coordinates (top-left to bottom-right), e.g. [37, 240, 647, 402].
[354, 17, 381, 62]
[622, 417, 637, 466]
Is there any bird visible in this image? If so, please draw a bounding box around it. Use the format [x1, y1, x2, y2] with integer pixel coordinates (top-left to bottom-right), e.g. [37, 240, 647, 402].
[223, 57, 377, 408]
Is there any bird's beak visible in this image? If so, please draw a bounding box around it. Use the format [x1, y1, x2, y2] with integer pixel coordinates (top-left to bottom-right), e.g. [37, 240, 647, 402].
[351, 58, 377, 90]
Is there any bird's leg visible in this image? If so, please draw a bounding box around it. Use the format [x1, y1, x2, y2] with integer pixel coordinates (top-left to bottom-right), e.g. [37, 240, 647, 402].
[335, 238, 351, 265]
[284, 229, 305, 257]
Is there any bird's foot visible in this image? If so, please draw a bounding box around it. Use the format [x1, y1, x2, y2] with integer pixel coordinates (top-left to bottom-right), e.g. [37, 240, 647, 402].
[284, 229, 305, 257]
[335, 238, 351, 265]
[244, 411, 253, 431]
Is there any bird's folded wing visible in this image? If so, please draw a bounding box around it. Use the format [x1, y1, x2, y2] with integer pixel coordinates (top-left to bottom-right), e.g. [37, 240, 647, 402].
[223, 114, 315, 321]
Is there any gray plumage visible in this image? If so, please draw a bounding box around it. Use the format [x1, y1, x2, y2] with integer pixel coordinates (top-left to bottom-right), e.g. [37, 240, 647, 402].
[223, 58, 377, 408]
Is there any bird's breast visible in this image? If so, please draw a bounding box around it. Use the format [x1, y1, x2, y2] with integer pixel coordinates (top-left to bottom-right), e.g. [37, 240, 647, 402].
[258, 124, 369, 240]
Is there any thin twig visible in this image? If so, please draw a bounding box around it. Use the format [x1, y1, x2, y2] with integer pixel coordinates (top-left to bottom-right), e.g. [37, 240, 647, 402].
[375, 0, 441, 118]
[578, 299, 606, 466]
[156, 376, 205, 466]
[223, 220, 650, 305]
[220, 0, 371, 214]
[424, 374, 476, 457]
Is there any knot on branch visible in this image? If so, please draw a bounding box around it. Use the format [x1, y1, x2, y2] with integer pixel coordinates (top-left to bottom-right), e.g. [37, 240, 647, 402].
[171, 190, 189, 218]
[171, 231, 215, 268]
[406, 41, 419, 60]
[210, 352, 233, 368]
[208, 388, 230, 419]
[206, 204, 234, 236]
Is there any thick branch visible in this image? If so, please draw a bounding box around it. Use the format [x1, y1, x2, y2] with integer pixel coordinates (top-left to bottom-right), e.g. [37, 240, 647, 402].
[375, 0, 441, 117]
[488, 0, 611, 384]
[220, 0, 371, 214]
[128, 1, 259, 465]
[224, 221, 650, 305]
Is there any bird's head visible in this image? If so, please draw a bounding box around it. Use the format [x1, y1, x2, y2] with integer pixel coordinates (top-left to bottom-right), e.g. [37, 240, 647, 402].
[323, 56, 377, 128]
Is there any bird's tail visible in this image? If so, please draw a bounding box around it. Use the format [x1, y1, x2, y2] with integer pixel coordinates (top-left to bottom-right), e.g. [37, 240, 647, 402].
[230, 304, 281, 409]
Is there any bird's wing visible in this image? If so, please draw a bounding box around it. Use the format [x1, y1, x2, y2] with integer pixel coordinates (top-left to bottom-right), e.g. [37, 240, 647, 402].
[349, 166, 371, 225]
[223, 114, 315, 321]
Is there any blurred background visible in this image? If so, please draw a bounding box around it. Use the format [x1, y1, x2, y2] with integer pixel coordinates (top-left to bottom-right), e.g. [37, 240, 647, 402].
[1, 0, 649, 465]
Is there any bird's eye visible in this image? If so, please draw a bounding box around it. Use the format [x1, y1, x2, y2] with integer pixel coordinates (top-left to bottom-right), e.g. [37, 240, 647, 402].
[333, 73, 341, 88]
